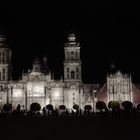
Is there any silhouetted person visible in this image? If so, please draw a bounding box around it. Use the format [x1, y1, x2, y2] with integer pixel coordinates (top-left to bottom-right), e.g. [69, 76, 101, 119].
[17, 104, 21, 112]
[54, 109, 58, 117]
[42, 107, 46, 116]
[72, 110, 75, 116]
[105, 106, 109, 116]
[79, 109, 82, 116]
[66, 109, 69, 116]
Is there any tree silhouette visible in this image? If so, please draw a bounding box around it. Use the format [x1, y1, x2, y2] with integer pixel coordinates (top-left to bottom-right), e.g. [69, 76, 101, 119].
[73, 104, 79, 110]
[3, 103, 12, 112]
[30, 102, 41, 113]
[84, 104, 92, 111]
[96, 101, 106, 112]
[108, 100, 120, 112]
[84, 105, 92, 115]
[59, 105, 66, 115]
[59, 105, 66, 110]
[46, 104, 54, 115]
[137, 104, 140, 111]
[46, 104, 53, 110]
[122, 101, 133, 111]
[73, 104, 79, 115]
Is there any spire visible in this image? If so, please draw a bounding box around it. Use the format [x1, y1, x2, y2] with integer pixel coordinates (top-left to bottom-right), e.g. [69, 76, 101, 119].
[10, 77, 12, 81]
[60, 76, 63, 82]
[32, 58, 41, 72]
[108, 61, 117, 75]
[43, 54, 47, 62]
[0, 25, 4, 33]
[51, 73, 54, 80]
[42, 54, 49, 75]
[33, 58, 41, 64]
[22, 70, 25, 76]
[110, 63, 115, 70]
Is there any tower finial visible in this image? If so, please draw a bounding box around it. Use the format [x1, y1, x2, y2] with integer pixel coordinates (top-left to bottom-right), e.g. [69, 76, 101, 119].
[110, 60, 115, 70]
[0, 25, 4, 34]
[43, 54, 47, 62]
[110, 63, 115, 70]
[0, 26, 6, 44]
[42, 54, 49, 75]
[67, 32, 76, 42]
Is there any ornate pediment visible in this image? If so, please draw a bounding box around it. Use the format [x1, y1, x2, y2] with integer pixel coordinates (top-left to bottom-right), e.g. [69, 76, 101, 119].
[27, 72, 44, 81]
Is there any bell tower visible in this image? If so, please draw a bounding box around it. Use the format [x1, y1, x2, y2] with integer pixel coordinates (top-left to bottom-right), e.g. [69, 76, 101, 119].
[63, 33, 82, 82]
[0, 34, 12, 81]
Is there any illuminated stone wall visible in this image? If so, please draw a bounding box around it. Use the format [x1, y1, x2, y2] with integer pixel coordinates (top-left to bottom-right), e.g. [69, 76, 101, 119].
[50, 87, 64, 109]
[64, 83, 81, 109]
[6, 83, 25, 109]
[12, 88, 25, 109]
[107, 71, 133, 103]
[26, 81, 46, 109]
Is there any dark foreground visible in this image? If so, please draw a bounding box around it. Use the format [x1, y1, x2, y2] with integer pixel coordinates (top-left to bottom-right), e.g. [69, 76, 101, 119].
[0, 115, 140, 140]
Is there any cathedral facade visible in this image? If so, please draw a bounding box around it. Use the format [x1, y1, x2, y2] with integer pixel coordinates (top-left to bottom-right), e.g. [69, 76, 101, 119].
[0, 33, 140, 110]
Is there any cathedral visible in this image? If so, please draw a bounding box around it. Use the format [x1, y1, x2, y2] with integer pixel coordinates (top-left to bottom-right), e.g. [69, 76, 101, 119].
[0, 32, 140, 111]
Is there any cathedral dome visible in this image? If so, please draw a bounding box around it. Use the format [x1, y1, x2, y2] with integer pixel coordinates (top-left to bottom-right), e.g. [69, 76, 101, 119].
[33, 58, 41, 64]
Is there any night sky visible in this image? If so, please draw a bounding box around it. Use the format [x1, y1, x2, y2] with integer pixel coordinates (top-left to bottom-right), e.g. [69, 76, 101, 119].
[0, 1, 140, 83]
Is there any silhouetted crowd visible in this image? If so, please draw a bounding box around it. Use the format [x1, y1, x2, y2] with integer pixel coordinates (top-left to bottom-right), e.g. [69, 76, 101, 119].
[0, 100, 140, 120]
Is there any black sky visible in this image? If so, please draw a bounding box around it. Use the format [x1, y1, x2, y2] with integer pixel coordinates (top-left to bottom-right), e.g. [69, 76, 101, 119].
[0, 1, 140, 83]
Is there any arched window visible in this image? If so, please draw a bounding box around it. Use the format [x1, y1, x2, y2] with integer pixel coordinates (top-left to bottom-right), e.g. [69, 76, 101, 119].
[71, 51, 74, 55]
[0, 85, 3, 91]
[67, 67, 69, 72]
[112, 86, 114, 93]
[76, 67, 79, 72]
[35, 66, 39, 72]
[67, 74, 69, 79]
[66, 51, 70, 61]
[71, 71, 75, 78]
[0, 52, 1, 62]
[71, 51, 74, 61]
[3, 68, 5, 73]
[3, 75, 5, 80]
[76, 52, 78, 60]
[76, 74, 78, 79]
[2, 52, 4, 62]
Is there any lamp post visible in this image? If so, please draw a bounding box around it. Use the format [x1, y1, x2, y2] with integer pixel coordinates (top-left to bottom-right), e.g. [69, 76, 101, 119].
[48, 87, 51, 104]
[44, 86, 47, 106]
[11, 86, 13, 105]
[25, 87, 27, 111]
[0, 86, 3, 111]
[93, 90, 97, 113]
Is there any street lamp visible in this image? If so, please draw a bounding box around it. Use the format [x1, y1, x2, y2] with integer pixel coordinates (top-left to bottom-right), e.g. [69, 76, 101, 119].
[0, 86, 3, 110]
[93, 90, 97, 113]
[48, 87, 51, 104]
